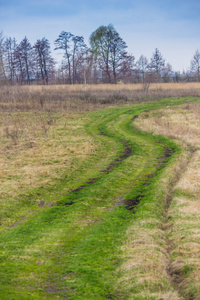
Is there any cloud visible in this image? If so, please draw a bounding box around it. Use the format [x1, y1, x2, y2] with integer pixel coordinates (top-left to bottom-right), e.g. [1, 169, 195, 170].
[1, 0, 200, 71]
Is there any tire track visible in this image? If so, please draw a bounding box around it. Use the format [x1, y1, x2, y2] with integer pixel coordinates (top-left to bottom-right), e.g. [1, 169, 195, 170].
[125, 144, 176, 211]
[69, 141, 132, 194]
[161, 146, 197, 300]
[59, 110, 177, 221]
[58, 120, 134, 205]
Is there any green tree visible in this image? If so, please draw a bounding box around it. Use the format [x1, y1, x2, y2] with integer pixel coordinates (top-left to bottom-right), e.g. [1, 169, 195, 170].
[90, 24, 127, 83]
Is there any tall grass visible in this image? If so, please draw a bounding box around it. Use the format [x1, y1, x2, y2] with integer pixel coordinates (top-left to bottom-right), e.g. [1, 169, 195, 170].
[1, 83, 200, 112]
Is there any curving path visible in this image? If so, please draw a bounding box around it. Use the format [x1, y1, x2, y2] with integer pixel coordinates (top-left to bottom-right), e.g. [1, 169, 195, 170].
[0, 97, 195, 299]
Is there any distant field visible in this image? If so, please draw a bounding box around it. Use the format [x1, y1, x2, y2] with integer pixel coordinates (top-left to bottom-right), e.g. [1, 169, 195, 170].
[16, 82, 200, 91]
[1, 82, 200, 112]
[0, 87, 200, 299]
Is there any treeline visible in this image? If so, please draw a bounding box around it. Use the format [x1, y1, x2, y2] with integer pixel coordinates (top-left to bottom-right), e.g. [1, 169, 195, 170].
[0, 24, 200, 85]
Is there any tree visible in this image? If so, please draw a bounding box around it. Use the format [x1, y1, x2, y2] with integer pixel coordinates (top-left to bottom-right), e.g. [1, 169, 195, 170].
[4, 37, 17, 83]
[174, 71, 181, 82]
[15, 37, 32, 84]
[34, 38, 54, 84]
[109, 27, 128, 83]
[149, 48, 165, 79]
[190, 50, 200, 81]
[136, 55, 149, 83]
[71, 36, 87, 83]
[90, 24, 127, 83]
[162, 63, 173, 82]
[55, 31, 73, 84]
[0, 32, 6, 83]
[119, 54, 135, 83]
[55, 31, 87, 84]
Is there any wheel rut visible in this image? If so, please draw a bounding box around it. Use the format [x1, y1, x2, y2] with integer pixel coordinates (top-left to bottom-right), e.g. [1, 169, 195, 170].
[161, 145, 197, 300]
[2, 99, 200, 300]
[58, 108, 197, 299]
[124, 143, 176, 211]
[69, 141, 132, 194]
[59, 110, 177, 224]
[58, 124, 133, 205]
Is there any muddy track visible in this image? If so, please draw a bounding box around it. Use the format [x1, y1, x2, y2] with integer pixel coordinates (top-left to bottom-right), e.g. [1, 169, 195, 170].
[125, 143, 176, 211]
[51, 108, 186, 297]
[55, 108, 197, 299]
[59, 111, 176, 217]
[69, 141, 132, 194]
[58, 126, 133, 205]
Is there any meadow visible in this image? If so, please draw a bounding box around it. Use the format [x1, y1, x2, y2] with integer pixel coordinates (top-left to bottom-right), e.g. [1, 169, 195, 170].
[0, 83, 200, 299]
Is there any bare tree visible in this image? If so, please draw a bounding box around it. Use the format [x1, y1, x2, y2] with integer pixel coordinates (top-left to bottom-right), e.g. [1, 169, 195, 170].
[174, 71, 181, 82]
[80, 49, 100, 84]
[119, 54, 135, 83]
[55, 32, 87, 84]
[0, 32, 6, 83]
[190, 50, 200, 81]
[34, 38, 54, 84]
[15, 37, 32, 84]
[162, 63, 173, 82]
[136, 55, 149, 83]
[71, 36, 87, 83]
[54, 32, 73, 84]
[149, 48, 165, 80]
[4, 37, 17, 83]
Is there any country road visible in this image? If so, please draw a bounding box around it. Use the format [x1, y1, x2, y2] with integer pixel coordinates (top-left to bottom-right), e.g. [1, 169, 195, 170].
[0, 97, 199, 299]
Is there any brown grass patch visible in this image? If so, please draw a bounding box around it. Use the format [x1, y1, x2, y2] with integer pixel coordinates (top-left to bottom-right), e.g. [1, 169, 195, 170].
[134, 100, 200, 298]
[0, 109, 97, 229]
[135, 102, 200, 148]
[1, 83, 200, 113]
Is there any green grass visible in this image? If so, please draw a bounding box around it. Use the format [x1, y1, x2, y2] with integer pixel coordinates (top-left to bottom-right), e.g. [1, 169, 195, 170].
[0, 97, 199, 299]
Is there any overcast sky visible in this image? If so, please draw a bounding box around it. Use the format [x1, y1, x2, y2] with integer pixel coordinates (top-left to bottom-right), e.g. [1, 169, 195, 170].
[1, 0, 200, 72]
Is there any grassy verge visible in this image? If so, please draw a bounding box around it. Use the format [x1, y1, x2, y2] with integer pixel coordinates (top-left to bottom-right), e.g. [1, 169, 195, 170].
[135, 101, 200, 299]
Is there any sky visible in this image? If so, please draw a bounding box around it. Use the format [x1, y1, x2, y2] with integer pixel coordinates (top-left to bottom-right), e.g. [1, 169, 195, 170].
[0, 0, 200, 72]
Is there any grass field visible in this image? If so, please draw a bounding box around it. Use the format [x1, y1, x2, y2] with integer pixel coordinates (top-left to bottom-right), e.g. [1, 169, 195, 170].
[1, 82, 200, 112]
[0, 84, 200, 299]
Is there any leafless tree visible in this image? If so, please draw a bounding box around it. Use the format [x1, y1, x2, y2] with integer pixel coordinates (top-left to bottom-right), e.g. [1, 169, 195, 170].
[136, 55, 149, 83]
[119, 54, 136, 83]
[149, 48, 165, 81]
[34, 38, 54, 84]
[190, 50, 200, 81]
[55, 32, 73, 84]
[55, 32, 87, 84]
[0, 32, 6, 83]
[72, 36, 87, 83]
[162, 63, 173, 82]
[4, 37, 17, 83]
[14, 37, 33, 84]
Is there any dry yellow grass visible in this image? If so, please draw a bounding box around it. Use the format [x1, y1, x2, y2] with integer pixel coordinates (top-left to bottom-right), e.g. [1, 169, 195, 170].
[0, 110, 97, 229]
[135, 102, 200, 148]
[1, 83, 200, 113]
[133, 101, 200, 298]
[17, 82, 200, 91]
